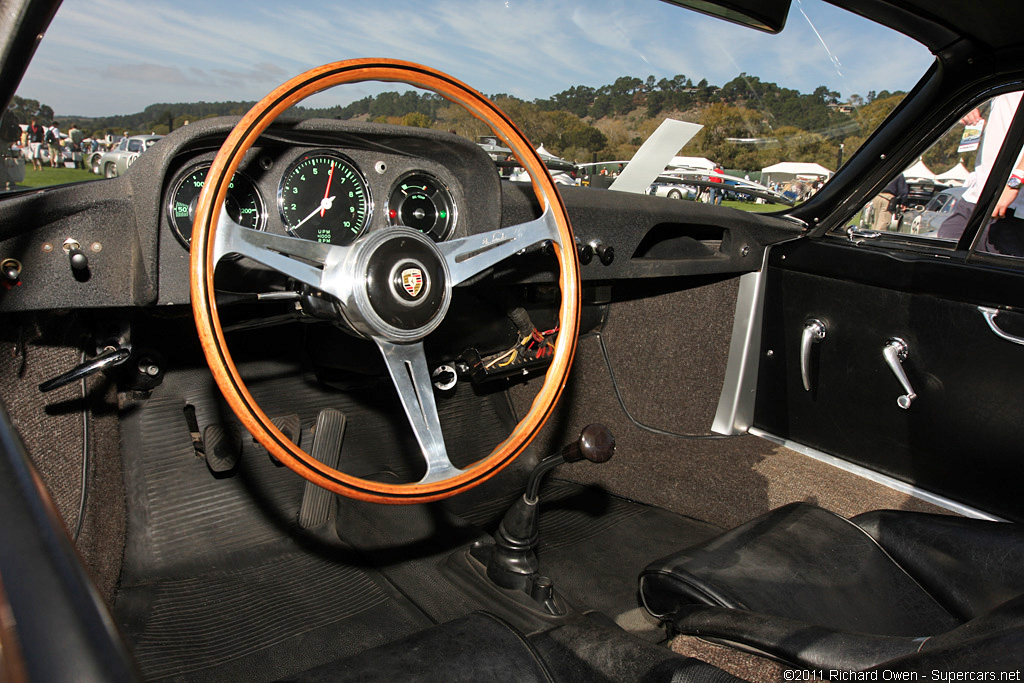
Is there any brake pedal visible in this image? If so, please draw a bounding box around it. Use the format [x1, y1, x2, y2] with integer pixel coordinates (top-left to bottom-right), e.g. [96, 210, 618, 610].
[298, 409, 346, 529]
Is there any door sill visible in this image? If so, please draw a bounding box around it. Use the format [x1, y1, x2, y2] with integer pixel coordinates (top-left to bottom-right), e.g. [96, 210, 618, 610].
[748, 428, 1006, 521]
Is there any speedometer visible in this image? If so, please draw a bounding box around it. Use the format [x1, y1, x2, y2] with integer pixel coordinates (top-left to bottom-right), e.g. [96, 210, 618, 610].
[278, 151, 371, 246]
[167, 163, 264, 249]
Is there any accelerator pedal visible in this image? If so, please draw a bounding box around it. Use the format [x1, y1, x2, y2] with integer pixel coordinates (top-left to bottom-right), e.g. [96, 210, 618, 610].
[298, 409, 347, 529]
[204, 423, 242, 476]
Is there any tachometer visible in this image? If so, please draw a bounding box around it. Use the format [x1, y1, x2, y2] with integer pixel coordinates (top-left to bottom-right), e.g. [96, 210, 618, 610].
[386, 172, 456, 241]
[168, 163, 265, 249]
[278, 151, 371, 245]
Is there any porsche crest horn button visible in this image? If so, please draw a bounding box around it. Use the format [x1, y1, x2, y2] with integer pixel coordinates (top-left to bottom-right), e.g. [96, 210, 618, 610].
[401, 267, 424, 298]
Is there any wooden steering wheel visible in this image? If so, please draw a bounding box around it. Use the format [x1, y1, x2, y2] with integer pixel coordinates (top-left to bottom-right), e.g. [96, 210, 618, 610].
[190, 59, 580, 504]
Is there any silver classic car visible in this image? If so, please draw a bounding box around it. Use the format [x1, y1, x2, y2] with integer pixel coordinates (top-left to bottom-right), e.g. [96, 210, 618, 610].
[94, 134, 163, 178]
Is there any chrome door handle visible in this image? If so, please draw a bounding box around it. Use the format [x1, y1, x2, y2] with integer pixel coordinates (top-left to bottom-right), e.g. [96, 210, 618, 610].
[800, 319, 827, 391]
[978, 306, 1024, 346]
[847, 226, 881, 244]
[882, 338, 916, 409]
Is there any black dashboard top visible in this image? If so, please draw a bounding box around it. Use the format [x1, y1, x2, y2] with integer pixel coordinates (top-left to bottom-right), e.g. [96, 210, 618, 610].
[0, 116, 798, 314]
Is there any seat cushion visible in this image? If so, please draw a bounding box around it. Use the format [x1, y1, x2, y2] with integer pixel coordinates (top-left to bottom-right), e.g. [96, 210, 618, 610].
[854, 510, 1024, 621]
[640, 503, 959, 637]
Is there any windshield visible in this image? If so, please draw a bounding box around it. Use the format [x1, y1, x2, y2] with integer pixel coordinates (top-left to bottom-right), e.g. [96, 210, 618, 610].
[7, 0, 933, 205]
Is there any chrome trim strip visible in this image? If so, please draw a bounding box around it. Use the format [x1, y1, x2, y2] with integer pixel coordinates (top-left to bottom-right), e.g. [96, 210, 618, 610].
[748, 427, 1006, 521]
[712, 248, 770, 435]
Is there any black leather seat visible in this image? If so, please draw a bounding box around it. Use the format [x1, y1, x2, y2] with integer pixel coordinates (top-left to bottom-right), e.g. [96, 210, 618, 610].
[639, 503, 1024, 670]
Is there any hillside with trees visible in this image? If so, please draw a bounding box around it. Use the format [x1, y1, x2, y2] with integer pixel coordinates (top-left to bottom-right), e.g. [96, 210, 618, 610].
[8, 74, 952, 173]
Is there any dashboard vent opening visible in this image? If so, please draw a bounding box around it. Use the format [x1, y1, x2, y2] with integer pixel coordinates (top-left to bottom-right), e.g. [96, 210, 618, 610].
[631, 224, 728, 260]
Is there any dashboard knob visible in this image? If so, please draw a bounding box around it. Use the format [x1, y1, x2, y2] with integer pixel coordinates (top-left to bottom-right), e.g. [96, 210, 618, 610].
[592, 242, 615, 266]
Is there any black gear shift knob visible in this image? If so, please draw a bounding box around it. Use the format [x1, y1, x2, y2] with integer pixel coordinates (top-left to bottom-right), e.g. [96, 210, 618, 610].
[563, 423, 615, 463]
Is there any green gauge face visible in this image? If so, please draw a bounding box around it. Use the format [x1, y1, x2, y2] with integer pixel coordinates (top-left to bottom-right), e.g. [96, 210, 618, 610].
[168, 164, 264, 249]
[387, 172, 456, 241]
[278, 152, 371, 246]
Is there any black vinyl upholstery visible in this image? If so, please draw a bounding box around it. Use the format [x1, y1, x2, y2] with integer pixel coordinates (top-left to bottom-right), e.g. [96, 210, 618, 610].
[639, 503, 1024, 670]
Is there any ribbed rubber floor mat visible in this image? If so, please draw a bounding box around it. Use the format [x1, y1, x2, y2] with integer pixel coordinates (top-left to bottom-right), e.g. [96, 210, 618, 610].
[115, 358, 513, 680]
[120, 549, 428, 682]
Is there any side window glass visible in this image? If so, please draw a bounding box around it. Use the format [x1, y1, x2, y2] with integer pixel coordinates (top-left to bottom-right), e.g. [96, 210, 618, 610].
[849, 90, 1024, 252]
[980, 97, 1024, 259]
[127, 139, 142, 153]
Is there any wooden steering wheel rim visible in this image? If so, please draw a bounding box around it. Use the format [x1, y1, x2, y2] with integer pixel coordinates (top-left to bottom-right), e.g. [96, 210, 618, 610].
[189, 59, 580, 504]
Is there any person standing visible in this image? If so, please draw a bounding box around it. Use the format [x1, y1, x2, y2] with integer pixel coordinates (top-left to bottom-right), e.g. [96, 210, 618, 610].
[937, 91, 1024, 255]
[870, 173, 909, 231]
[66, 122, 84, 169]
[26, 118, 44, 171]
[708, 164, 725, 205]
[45, 121, 62, 168]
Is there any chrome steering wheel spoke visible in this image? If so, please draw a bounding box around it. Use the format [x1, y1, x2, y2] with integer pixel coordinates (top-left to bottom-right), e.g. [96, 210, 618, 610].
[375, 339, 463, 484]
[212, 210, 349, 296]
[438, 205, 560, 286]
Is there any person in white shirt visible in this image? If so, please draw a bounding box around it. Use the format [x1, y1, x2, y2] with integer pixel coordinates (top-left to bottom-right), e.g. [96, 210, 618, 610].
[937, 91, 1024, 255]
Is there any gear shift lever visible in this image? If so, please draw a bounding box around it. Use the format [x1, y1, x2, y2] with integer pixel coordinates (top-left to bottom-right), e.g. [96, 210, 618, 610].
[474, 424, 615, 614]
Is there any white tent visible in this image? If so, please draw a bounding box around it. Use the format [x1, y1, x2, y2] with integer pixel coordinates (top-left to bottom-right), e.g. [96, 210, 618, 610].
[903, 158, 935, 182]
[668, 156, 716, 171]
[760, 162, 832, 186]
[936, 161, 970, 186]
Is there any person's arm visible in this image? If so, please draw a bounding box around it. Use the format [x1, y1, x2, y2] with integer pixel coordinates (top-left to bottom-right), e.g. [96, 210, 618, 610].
[993, 146, 1024, 218]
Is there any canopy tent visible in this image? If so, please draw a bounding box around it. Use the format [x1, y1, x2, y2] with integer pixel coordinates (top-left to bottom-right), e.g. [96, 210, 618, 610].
[903, 158, 936, 182]
[668, 156, 716, 171]
[936, 161, 971, 186]
[760, 161, 832, 186]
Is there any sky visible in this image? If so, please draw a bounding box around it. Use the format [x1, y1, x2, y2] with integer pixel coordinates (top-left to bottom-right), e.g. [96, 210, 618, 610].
[16, 0, 935, 118]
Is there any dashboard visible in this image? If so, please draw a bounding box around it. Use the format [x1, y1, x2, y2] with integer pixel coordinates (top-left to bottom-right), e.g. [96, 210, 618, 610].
[0, 116, 796, 315]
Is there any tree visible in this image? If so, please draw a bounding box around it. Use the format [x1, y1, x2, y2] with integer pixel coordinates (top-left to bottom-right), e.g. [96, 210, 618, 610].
[8, 96, 54, 124]
[401, 112, 432, 128]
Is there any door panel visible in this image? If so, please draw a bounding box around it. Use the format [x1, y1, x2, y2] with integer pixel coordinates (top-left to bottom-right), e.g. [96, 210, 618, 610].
[754, 239, 1024, 521]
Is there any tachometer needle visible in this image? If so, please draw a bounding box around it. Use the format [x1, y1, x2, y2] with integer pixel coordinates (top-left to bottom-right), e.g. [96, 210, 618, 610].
[320, 163, 335, 218]
[292, 195, 336, 232]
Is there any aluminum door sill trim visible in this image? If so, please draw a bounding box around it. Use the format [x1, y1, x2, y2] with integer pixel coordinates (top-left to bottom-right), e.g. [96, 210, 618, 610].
[748, 427, 1006, 522]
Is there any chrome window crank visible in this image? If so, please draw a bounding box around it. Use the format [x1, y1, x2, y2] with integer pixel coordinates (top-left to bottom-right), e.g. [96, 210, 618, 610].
[882, 338, 917, 409]
[800, 319, 827, 391]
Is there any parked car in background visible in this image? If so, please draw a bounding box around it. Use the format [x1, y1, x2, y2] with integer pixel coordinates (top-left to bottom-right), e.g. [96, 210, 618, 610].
[94, 134, 163, 178]
[648, 180, 697, 199]
[907, 186, 965, 236]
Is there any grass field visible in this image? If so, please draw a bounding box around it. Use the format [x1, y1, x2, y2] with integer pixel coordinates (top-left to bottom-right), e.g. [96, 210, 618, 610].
[720, 199, 785, 213]
[16, 166, 99, 188]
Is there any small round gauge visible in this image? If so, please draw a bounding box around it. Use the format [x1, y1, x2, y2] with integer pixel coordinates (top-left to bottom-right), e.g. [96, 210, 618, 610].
[167, 163, 265, 249]
[386, 172, 456, 241]
[278, 151, 371, 246]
